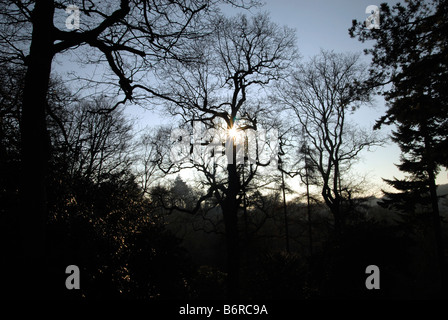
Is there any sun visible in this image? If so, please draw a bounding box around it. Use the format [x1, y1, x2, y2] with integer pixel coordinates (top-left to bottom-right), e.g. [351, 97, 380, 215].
[228, 126, 239, 139]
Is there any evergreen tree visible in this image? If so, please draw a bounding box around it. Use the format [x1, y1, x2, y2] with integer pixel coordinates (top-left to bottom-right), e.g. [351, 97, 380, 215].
[350, 0, 448, 291]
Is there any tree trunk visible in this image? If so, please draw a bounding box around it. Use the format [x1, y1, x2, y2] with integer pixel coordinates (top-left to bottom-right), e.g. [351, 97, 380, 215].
[223, 143, 240, 299]
[423, 129, 446, 292]
[420, 120, 445, 292]
[428, 171, 445, 291]
[305, 164, 313, 258]
[322, 187, 343, 236]
[332, 205, 343, 237]
[222, 200, 240, 299]
[19, 1, 54, 298]
[281, 168, 290, 253]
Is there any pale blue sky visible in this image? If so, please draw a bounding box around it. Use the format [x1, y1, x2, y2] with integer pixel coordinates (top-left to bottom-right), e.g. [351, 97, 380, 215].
[257, 0, 447, 191]
[54, 0, 448, 195]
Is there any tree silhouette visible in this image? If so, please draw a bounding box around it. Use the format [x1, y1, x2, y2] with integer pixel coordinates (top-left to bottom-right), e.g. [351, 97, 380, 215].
[151, 12, 297, 298]
[350, 0, 448, 291]
[0, 0, 256, 297]
[277, 50, 382, 235]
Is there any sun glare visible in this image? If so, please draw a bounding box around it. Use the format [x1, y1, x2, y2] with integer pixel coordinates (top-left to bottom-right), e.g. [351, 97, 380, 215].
[228, 126, 239, 139]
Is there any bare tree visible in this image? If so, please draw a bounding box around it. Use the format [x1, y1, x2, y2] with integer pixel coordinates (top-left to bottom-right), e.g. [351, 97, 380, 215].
[49, 96, 135, 183]
[151, 12, 297, 298]
[136, 129, 166, 196]
[0, 0, 257, 295]
[277, 50, 383, 235]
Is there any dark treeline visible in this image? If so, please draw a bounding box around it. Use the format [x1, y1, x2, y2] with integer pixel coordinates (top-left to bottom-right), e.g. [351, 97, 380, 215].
[0, 0, 447, 300]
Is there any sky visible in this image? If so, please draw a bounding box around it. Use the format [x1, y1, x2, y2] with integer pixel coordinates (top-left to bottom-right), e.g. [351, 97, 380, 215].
[224, 0, 447, 193]
[54, 0, 448, 196]
[257, 0, 448, 193]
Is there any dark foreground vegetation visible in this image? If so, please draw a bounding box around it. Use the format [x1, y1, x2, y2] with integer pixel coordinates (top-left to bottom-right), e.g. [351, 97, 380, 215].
[1, 83, 446, 298]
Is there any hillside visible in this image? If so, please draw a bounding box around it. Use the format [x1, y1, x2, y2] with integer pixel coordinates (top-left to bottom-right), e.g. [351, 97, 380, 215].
[367, 183, 448, 219]
[437, 183, 448, 197]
